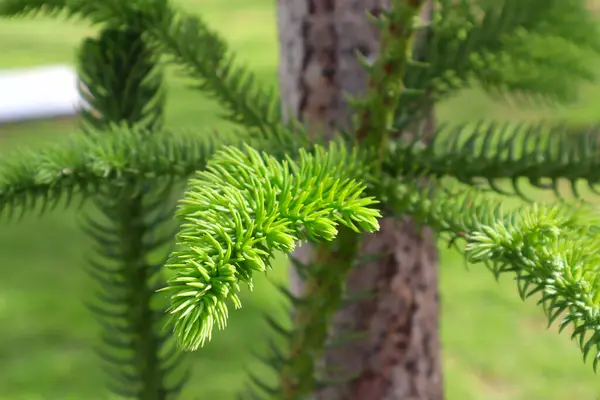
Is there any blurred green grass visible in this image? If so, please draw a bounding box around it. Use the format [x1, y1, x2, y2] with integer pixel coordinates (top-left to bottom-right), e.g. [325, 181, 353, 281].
[1, 1, 600, 399]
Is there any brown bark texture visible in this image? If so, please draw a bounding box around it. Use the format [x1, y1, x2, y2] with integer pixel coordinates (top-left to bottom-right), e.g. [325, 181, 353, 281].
[276, 0, 443, 399]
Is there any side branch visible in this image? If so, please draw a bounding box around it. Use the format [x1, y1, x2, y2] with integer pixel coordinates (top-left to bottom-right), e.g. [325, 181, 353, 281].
[0, 128, 223, 220]
[385, 121, 600, 200]
[390, 180, 600, 372]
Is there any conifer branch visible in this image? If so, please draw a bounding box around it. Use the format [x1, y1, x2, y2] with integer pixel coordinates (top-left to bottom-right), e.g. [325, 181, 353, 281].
[145, 10, 307, 152]
[84, 181, 188, 399]
[160, 143, 381, 352]
[78, 25, 189, 399]
[77, 27, 166, 132]
[0, 0, 66, 17]
[399, 0, 600, 118]
[385, 121, 600, 201]
[0, 128, 223, 221]
[0, 0, 166, 26]
[385, 179, 600, 372]
[465, 205, 600, 372]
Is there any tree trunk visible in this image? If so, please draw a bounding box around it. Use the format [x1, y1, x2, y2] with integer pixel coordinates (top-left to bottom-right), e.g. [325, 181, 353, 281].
[276, 0, 443, 399]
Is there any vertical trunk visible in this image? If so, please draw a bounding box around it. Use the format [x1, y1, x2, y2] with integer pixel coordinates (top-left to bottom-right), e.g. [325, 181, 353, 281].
[277, 0, 443, 399]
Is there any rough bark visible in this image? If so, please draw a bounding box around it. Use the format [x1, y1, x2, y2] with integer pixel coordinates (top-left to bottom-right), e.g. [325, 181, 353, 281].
[276, 0, 443, 399]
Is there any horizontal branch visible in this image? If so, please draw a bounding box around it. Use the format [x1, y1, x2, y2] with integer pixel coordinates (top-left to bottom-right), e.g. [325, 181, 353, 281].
[0, 126, 224, 220]
[385, 121, 600, 200]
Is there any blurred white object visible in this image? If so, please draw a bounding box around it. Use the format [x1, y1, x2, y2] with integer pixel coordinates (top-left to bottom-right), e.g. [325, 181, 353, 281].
[0, 64, 83, 124]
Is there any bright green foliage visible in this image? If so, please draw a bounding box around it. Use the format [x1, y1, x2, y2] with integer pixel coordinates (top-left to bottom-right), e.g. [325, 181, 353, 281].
[161, 143, 381, 350]
[424, 186, 600, 369]
[465, 205, 600, 370]
[382, 174, 600, 368]
[2, 0, 600, 399]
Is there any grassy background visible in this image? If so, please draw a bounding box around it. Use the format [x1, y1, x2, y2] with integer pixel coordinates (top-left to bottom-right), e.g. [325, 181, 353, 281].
[1, 0, 600, 399]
